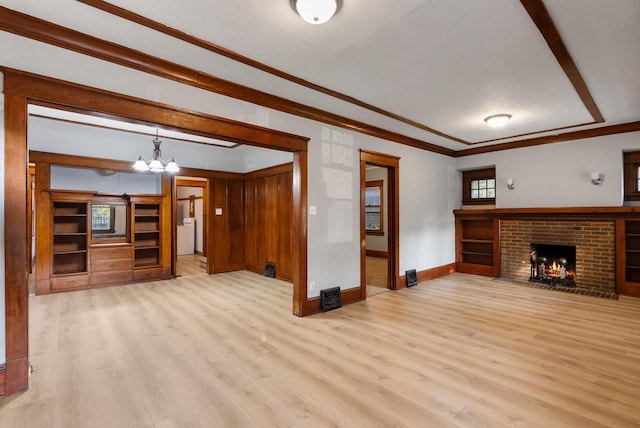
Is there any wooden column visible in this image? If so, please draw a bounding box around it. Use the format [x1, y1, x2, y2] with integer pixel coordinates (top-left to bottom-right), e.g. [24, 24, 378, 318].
[34, 162, 51, 295]
[4, 94, 29, 394]
[292, 150, 307, 316]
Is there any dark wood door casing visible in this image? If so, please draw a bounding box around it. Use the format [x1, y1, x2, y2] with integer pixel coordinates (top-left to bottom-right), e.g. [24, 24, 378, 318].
[360, 150, 400, 300]
[2, 68, 309, 397]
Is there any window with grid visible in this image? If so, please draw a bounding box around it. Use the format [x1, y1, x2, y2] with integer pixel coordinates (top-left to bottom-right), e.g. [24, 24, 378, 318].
[462, 167, 496, 205]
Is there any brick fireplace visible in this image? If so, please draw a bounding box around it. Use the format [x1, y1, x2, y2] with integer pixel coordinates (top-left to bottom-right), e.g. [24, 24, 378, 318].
[500, 220, 615, 292]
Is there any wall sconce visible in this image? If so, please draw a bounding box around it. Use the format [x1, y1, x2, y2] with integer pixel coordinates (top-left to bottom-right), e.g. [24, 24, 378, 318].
[506, 178, 515, 190]
[590, 172, 604, 185]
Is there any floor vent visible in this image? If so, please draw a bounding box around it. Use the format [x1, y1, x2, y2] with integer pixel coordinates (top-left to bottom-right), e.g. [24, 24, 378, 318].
[264, 262, 276, 278]
[320, 287, 342, 312]
[406, 269, 418, 287]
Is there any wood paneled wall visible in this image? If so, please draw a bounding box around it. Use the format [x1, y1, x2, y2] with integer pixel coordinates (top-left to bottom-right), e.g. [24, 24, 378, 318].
[208, 178, 245, 273]
[244, 164, 294, 282]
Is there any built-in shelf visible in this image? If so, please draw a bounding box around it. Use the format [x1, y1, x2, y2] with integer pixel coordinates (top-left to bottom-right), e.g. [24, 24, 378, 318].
[131, 198, 162, 271]
[454, 214, 499, 276]
[624, 220, 640, 285]
[51, 200, 89, 277]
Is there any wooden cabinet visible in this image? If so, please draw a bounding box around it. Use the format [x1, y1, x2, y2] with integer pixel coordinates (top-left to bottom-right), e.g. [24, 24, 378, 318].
[131, 195, 163, 281]
[90, 244, 133, 286]
[617, 219, 640, 296]
[47, 191, 95, 292]
[37, 191, 167, 294]
[455, 213, 500, 277]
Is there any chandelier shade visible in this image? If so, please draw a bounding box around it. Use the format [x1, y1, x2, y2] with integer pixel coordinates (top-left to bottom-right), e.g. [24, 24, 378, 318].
[133, 130, 179, 173]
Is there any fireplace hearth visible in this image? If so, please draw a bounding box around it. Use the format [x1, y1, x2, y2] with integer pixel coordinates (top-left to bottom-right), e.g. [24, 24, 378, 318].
[529, 243, 577, 287]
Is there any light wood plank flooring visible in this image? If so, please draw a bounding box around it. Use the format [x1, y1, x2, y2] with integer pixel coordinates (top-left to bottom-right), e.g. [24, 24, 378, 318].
[366, 256, 389, 297]
[1, 272, 640, 427]
[176, 254, 207, 277]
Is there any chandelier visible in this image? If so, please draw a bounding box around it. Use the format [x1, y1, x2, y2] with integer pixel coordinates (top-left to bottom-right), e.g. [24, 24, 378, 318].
[133, 130, 179, 173]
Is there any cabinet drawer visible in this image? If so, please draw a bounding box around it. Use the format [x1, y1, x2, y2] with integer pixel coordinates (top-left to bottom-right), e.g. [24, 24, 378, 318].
[91, 270, 132, 285]
[91, 258, 132, 272]
[133, 267, 163, 281]
[51, 274, 89, 291]
[91, 245, 132, 260]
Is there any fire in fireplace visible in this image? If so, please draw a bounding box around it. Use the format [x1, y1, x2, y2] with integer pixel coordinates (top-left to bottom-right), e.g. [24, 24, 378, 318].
[529, 243, 577, 287]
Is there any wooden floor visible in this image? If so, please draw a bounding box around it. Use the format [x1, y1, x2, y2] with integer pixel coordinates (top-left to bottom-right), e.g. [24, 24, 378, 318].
[176, 254, 207, 277]
[1, 272, 640, 427]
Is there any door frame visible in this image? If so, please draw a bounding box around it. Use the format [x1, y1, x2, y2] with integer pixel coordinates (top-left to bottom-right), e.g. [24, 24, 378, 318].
[2, 67, 309, 395]
[173, 177, 208, 276]
[360, 150, 400, 299]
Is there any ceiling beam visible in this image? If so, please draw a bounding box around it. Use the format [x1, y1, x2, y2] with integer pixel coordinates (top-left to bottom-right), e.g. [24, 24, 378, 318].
[0, 6, 453, 156]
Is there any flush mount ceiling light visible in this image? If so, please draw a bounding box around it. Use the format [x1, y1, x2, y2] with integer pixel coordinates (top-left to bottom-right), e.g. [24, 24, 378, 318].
[290, 0, 341, 24]
[484, 114, 512, 128]
[133, 129, 179, 173]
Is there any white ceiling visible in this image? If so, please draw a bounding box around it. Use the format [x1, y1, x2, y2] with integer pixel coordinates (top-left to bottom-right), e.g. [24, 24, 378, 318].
[3, 0, 640, 153]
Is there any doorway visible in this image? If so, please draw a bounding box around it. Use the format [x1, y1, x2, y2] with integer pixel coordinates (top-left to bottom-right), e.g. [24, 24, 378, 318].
[360, 150, 400, 300]
[174, 177, 208, 278]
[3, 69, 310, 395]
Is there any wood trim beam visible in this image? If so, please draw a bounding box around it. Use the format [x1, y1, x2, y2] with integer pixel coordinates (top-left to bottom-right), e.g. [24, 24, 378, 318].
[1, 66, 308, 152]
[0, 7, 451, 156]
[366, 250, 389, 259]
[243, 163, 293, 180]
[454, 121, 640, 157]
[398, 263, 456, 288]
[4, 94, 29, 395]
[76, 0, 466, 145]
[76, 0, 607, 147]
[520, 0, 604, 123]
[453, 206, 640, 220]
[29, 150, 246, 180]
[175, 178, 207, 188]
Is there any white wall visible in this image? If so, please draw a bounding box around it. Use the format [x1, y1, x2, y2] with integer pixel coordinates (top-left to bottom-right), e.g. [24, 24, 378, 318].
[456, 133, 640, 208]
[50, 166, 162, 194]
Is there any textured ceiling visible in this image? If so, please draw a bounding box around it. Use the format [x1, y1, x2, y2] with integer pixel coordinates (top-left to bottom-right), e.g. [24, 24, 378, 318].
[2, 0, 639, 152]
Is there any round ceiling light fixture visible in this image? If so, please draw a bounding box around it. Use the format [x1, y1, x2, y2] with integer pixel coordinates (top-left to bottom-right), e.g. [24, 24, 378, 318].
[484, 114, 512, 128]
[291, 0, 341, 24]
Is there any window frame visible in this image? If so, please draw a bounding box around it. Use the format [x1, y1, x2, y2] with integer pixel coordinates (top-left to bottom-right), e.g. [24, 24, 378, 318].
[624, 151, 640, 201]
[462, 167, 496, 205]
[365, 180, 384, 236]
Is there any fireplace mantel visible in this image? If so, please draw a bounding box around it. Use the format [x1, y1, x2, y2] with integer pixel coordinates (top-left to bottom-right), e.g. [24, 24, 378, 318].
[454, 206, 640, 220]
[454, 207, 640, 297]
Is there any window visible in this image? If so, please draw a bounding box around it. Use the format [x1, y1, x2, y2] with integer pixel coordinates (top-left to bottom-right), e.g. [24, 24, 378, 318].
[365, 180, 384, 235]
[92, 204, 114, 232]
[624, 151, 640, 201]
[462, 167, 496, 205]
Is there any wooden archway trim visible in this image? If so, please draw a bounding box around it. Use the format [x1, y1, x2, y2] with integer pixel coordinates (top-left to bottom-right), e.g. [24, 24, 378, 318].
[1, 67, 307, 152]
[360, 150, 400, 298]
[3, 68, 309, 396]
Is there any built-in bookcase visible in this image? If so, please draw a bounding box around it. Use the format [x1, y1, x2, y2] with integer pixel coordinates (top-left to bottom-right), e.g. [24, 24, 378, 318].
[52, 201, 88, 275]
[134, 203, 161, 267]
[624, 220, 640, 283]
[454, 213, 500, 277]
[130, 195, 164, 281]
